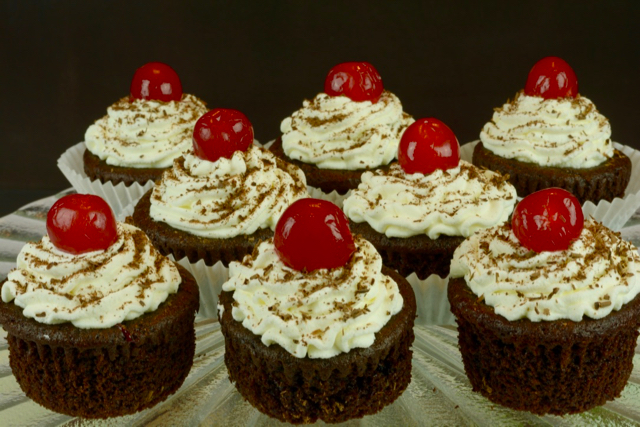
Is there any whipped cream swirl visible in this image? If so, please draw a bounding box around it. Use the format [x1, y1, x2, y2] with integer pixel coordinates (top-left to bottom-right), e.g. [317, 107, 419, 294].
[450, 219, 640, 322]
[85, 94, 208, 168]
[280, 90, 414, 170]
[343, 160, 517, 239]
[479, 91, 613, 168]
[1, 223, 182, 328]
[222, 236, 403, 359]
[150, 145, 307, 238]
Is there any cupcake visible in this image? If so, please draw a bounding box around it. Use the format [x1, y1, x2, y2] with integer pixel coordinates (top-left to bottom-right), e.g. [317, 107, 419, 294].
[343, 118, 517, 279]
[0, 194, 199, 418]
[270, 61, 414, 199]
[58, 62, 209, 213]
[473, 56, 631, 204]
[132, 108, 308, 267]
[219, 199, 416, 424]
[448, 188, 640, 415]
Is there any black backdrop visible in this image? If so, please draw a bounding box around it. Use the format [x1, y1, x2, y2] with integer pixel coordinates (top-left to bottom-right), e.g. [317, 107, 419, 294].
[1, 1, 639, 216]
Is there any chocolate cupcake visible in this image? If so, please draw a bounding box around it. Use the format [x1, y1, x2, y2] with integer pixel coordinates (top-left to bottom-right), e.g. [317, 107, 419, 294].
[220, 237, 415, 424]
[473, 57, 631, 204]
[343, 118, 517, 279]
[273, 61, 413, 199]
[131, 109, 308, 267]
[0, 195, 199, 418]
[448, 189, 640, 415]
[83, 62, 208, 186]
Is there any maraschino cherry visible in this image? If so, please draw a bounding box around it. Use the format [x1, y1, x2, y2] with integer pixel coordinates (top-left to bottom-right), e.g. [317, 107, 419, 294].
[130, 62, 183, 102]
[398, 118, 460, 175]
[274, 198, 356, 272]
[524, 56, 578, 99]
[324, 61, 383, 103]
[192, 108, 254, 163]
[511, 188, 584, 253]
[46, 194, 118, 255]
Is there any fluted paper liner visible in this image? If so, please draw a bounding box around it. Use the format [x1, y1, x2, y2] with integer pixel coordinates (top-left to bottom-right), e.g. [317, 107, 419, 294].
[406, 273, 455, 326]
[461, 140, 640, 231]
[57, 142, 155, 217]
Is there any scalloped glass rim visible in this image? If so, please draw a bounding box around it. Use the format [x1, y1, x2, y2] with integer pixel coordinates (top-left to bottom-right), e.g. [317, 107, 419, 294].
[460, 140, 640, 231]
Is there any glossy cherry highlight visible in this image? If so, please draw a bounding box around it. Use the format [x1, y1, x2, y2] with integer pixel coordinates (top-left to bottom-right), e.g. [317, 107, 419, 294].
[524, 56, 578, 99]
[130, 62, 183, 102]
[46, 194, 118, 255]
[511, 188, 584, 253]
[274, 198, 356, 272]
[398, 118, 460, 174]
[192, 108, 254, 163]
[324, 61, 383, 103]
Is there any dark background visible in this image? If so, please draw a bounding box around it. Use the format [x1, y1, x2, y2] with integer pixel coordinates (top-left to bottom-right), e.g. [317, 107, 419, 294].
[1, 1, 639, 217]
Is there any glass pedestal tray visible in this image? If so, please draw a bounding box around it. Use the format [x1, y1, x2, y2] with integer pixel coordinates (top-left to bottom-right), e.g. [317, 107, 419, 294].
[2, 190, 640, 426]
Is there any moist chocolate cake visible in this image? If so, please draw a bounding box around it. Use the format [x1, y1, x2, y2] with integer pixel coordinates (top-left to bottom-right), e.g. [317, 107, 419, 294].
[132, 189, 274, 266]
[83, 148, 165, 186]
[349, 220, 463, 279]
[473, 141, 631, 205]
[219, 266, 416, 424]
[448, 277, 640, 415]
[0, 264, 199, 419]
[270, 137, 387, 195]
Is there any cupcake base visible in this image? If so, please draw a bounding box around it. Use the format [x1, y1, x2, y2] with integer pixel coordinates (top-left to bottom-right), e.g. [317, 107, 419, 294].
[349, 220, 464, 279]
[0, 264, 200, 419]
[131, 189, 273, 267]
[448, 277, 640, 415]
[269, 137, 391, 195]
[83, 148, 165, 186]
[218, 266, 416, 424]
[471, 141, 632, 204]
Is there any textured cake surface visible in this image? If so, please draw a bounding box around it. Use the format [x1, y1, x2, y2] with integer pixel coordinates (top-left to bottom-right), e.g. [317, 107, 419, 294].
[0, 264, 199, 419]
[349, 219, 463, 279]
[448, 277, 640, 415]
[83, 148, 164, 186]
[219, 266, 416, 424]
[472, 141, 631, 204]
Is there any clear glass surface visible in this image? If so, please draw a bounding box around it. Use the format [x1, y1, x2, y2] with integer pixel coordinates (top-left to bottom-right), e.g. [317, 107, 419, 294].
[2, 189, 640, 426]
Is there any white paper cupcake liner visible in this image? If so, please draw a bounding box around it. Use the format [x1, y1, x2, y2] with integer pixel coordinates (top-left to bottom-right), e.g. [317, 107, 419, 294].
[167, 255, 229, 319]
[57, 142, 156, 218]
[307, 186, 351, 208]
[405, 273, 455, 326]
[461, 140, 640, 231]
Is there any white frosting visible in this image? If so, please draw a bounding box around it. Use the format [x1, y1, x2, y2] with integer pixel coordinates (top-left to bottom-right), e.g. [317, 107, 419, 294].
[1, 223, 181, 328]
[222, 236, 403, 359]
[343, 160, 517, 239]
[450, 219, 640, 322]
[85, 94, 208, 168]
[479, 92, 613, 168]
[150, 145, 308, 238]
[280, 91, 414, 170]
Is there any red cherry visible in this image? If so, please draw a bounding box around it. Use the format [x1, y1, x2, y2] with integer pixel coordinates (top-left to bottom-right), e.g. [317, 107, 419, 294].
[524, 56, 578, 99]
[511, 188, 584, 253]
[324, 62, 383, 103]
[398, 118, 460, 174]
[274, 199, 356, 272]
[192, 108, 254, 163]
[130, 62, 183, 102]
[46, 194, 118, 255]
